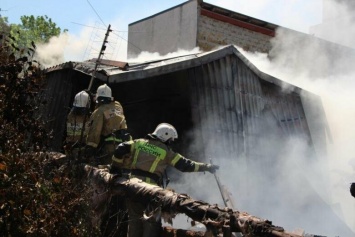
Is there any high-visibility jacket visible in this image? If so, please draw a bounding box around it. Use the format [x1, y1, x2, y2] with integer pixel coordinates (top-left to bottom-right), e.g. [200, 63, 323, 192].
[65, 108, 90, 145]
[86, 101, 127, 148]
[111, 137, 209, 185]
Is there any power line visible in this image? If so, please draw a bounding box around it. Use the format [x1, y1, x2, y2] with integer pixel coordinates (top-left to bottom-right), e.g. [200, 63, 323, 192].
[84, 0, 143, 59]
[71, 22, 131, 32]
[111, 31, 142, 52]
[86, 0, 106, 27]
[71, 21, 145, 51]
[71, 22, 107, 31]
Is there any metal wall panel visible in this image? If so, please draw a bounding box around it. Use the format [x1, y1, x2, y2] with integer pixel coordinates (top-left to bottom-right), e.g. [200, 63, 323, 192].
[188, 54, 313, 162]
[40, 70, 90, 151]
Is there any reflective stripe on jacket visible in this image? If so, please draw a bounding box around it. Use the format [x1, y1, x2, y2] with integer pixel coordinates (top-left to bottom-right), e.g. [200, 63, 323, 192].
[104, 130, 132, 144]
[86, 101, 127, 148]
[65, 110, 90, 144]
[112, 138, 207, 184]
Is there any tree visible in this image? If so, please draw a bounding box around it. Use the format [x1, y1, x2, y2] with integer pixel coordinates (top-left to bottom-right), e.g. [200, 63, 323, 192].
[0, 17, 13, 63]
[0, 17, 10, 47]
[0, 34, 96, 236]
[9, 15, 66, 50]
[0, 17, 10, 34]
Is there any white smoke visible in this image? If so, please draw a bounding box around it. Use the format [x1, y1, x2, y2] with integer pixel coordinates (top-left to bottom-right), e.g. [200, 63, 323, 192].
[244, 0, 355, 232]
[127, 47, 202, 63]
[166, 1, 355, 236]
[224, 0, 355, 235]
[34, 17, 129, 68]
[34, 33, 68, 68]
[310, 0, 355, 49]
[34, 29, 92, 68]
[205, 0, 321, 33]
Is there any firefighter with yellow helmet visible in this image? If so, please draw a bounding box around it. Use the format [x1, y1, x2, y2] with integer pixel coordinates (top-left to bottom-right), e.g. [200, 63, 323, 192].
[111, 123, 219, 237]
[85, 84, 130, 165]
[64, 90, 91, 161]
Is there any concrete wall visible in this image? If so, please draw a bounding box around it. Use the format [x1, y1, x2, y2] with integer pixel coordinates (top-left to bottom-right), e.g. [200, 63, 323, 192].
[127, 1, 198, 59]
[127, 0, 276, 58]
[197, 14, 272, 53]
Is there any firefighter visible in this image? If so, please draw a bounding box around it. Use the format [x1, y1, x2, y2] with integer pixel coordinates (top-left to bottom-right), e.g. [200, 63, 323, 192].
[64, 90, 91, 162]
[110, 123, 219, 237]
[85, 84, 131, 165]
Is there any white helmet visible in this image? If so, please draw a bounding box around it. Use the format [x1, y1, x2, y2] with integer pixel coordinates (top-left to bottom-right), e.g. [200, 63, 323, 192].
[96, 84, 112, 98]
[152, 123, 178, 142]
[73, 91, 90, 108]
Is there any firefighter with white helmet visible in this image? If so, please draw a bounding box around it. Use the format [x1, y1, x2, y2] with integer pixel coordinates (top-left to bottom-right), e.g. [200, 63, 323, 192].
[85, 84, 130, 165]
[64, 90, 91, 161]
[111, 122, 219, 237]
[152, 123, 178, 142]
[95, 83, 112, 102]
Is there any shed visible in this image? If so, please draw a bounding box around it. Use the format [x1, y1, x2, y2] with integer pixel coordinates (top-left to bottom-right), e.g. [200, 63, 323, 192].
[42, 45, 355, 236]
[44, 44, 329, 158]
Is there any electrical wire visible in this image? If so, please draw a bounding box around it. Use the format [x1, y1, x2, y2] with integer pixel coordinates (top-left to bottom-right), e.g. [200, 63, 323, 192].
[71, 22, 107, 31]
[86, 0, 106, 27]
[111, 31, 142, 52]
[71, 22, 133, 33]
[83, 0, 143, 58]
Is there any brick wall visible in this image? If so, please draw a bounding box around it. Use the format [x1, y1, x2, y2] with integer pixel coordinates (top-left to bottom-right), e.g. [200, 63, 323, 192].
[197, 15, 273, 53]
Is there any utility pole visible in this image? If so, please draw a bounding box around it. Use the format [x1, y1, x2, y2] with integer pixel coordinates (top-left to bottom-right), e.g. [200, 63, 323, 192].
[87, 24, 112, 92]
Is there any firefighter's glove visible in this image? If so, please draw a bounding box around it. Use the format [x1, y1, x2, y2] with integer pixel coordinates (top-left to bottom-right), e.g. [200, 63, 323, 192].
[201, 164, 219, 174]
[208, 164, 219, 173]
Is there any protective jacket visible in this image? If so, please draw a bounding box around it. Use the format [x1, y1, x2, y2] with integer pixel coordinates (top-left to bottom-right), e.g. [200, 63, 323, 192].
[112, 135, 216, 237]
[111, 136, 211, 185]
[64, 107, 90, 160]
[66, 108, 90, 145]
[86, 101, 127, 148]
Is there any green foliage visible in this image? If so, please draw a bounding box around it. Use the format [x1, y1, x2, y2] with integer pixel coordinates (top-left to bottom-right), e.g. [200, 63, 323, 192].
[0, 35, 98, 236]
[0, 17, 10, 50]
[9, 15, 63, 50]
[0, 17, 10, 32]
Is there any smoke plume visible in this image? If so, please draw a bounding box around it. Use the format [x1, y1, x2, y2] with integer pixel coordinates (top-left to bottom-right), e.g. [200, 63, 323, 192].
[127, 47, 201, 63]
[166, 1, 355, 236]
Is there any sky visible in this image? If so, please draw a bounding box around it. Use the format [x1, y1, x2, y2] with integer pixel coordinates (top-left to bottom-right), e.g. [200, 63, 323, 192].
[1, 0, 323, 64]
[3, 0, 355, 236]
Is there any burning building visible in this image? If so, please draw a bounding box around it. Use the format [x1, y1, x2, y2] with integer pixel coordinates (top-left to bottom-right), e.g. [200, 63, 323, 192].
[42, 0, 355, 236]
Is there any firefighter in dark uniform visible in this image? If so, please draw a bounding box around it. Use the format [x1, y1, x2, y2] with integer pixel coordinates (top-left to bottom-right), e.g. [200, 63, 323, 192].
[111, 123, 219, 237]
[85, 84, 131, 165]
[64, 90, 91, 162]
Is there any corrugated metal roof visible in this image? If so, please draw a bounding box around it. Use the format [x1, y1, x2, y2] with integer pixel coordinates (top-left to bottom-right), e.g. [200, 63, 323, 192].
[45, 45, 300, 91]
